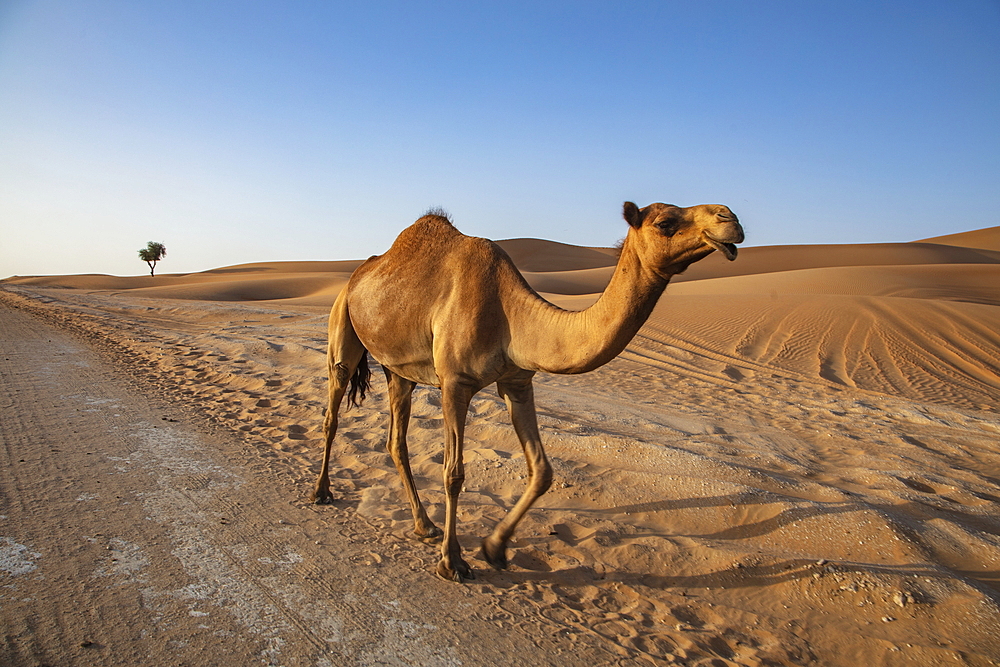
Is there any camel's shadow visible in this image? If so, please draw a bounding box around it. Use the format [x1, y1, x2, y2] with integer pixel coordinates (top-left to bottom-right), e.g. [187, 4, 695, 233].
[335, 485, 1000, 600]
[479, 491, 1000, 599]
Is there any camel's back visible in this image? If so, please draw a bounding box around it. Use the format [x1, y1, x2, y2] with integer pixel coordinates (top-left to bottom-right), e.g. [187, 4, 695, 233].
[345, 215, 525, 382]
[351, 215, 515, 293]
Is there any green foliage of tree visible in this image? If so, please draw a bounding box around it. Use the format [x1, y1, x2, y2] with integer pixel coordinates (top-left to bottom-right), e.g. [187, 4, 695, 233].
[138, 241, 167, 276]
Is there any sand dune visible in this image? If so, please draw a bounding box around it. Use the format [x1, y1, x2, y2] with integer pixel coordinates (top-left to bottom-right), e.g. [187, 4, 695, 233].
[675, 240, 1000, 283]
[917, 225, 1000, 252]
[3, 225, 1000, 665]
[3, 265, 358, 307]
[494, 237, 618, 271]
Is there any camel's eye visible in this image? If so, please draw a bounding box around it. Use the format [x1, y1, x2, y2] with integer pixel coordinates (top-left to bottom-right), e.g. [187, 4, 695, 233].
[656, 219, 680, 237]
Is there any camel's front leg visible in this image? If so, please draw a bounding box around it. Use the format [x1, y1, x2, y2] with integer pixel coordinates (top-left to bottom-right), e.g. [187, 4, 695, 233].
[481, 375, 552, 570]
[437, 380, 475, 582]
[384, 368, 442, 541]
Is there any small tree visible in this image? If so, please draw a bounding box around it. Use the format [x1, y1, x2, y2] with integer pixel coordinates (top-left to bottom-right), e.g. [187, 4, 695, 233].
[138, 241, 167, 276]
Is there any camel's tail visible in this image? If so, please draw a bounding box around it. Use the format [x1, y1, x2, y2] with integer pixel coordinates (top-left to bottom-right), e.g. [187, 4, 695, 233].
[346, 349, 371, 408]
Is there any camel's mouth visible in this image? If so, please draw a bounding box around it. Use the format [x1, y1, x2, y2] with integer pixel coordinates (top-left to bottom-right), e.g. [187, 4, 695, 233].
[704, 234, 739, 261]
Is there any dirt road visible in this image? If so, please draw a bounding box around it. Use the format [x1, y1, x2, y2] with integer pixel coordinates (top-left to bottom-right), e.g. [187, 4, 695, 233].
[0, 303, 620, 666]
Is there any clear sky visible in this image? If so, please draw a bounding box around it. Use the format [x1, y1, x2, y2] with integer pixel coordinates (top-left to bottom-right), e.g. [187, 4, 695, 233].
[1, 0, 998, 277]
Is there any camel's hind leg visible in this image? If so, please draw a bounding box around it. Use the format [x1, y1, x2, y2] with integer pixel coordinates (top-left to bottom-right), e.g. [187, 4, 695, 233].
[481, 373, 552, 570]
[313, 291, 366, 504]
[383, 368, 442, 541]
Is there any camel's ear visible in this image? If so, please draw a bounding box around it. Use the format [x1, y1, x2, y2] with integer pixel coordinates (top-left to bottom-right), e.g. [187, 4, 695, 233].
[623, 201, 643, 228]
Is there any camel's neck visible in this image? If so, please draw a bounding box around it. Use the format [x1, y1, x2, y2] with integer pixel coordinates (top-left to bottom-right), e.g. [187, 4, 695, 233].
[507, 241, 669, 374]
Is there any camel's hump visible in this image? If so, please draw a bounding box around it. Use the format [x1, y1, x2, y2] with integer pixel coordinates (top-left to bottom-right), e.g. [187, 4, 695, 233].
[402, 214, 462, 240]
[390, 215, 509, 263]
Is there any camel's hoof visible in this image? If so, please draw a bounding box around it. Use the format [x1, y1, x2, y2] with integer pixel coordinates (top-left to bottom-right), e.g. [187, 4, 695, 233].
[413, 525, 443, 544]
[312, 489, 335, 505]
[480, 539, 508, 570]
[436, 558, 474, 583]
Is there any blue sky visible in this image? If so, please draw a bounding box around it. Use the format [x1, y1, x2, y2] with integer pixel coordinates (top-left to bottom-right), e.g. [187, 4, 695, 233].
[1, 0, 998, 277]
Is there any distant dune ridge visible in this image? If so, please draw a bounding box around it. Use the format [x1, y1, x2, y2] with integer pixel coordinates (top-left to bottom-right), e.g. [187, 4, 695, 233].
[4, 223, 1000, 664]
[915, 224, 1000, 252]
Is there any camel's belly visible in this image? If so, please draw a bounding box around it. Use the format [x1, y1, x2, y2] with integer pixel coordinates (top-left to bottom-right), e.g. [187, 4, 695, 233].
[379, 358, 441, 387]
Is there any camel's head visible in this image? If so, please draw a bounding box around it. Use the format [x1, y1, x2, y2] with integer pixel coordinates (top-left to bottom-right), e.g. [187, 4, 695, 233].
[623, 201, 744, 278]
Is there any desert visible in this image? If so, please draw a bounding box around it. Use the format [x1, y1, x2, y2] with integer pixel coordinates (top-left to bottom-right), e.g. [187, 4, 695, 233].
[2, 224, 1000, 666]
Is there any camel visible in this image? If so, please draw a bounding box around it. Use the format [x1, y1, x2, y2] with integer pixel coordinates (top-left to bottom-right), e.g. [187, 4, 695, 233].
[313, 201, 744, 581]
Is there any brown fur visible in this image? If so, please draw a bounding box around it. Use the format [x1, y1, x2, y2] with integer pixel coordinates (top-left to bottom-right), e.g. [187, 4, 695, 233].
[312, 201, 744, 581]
